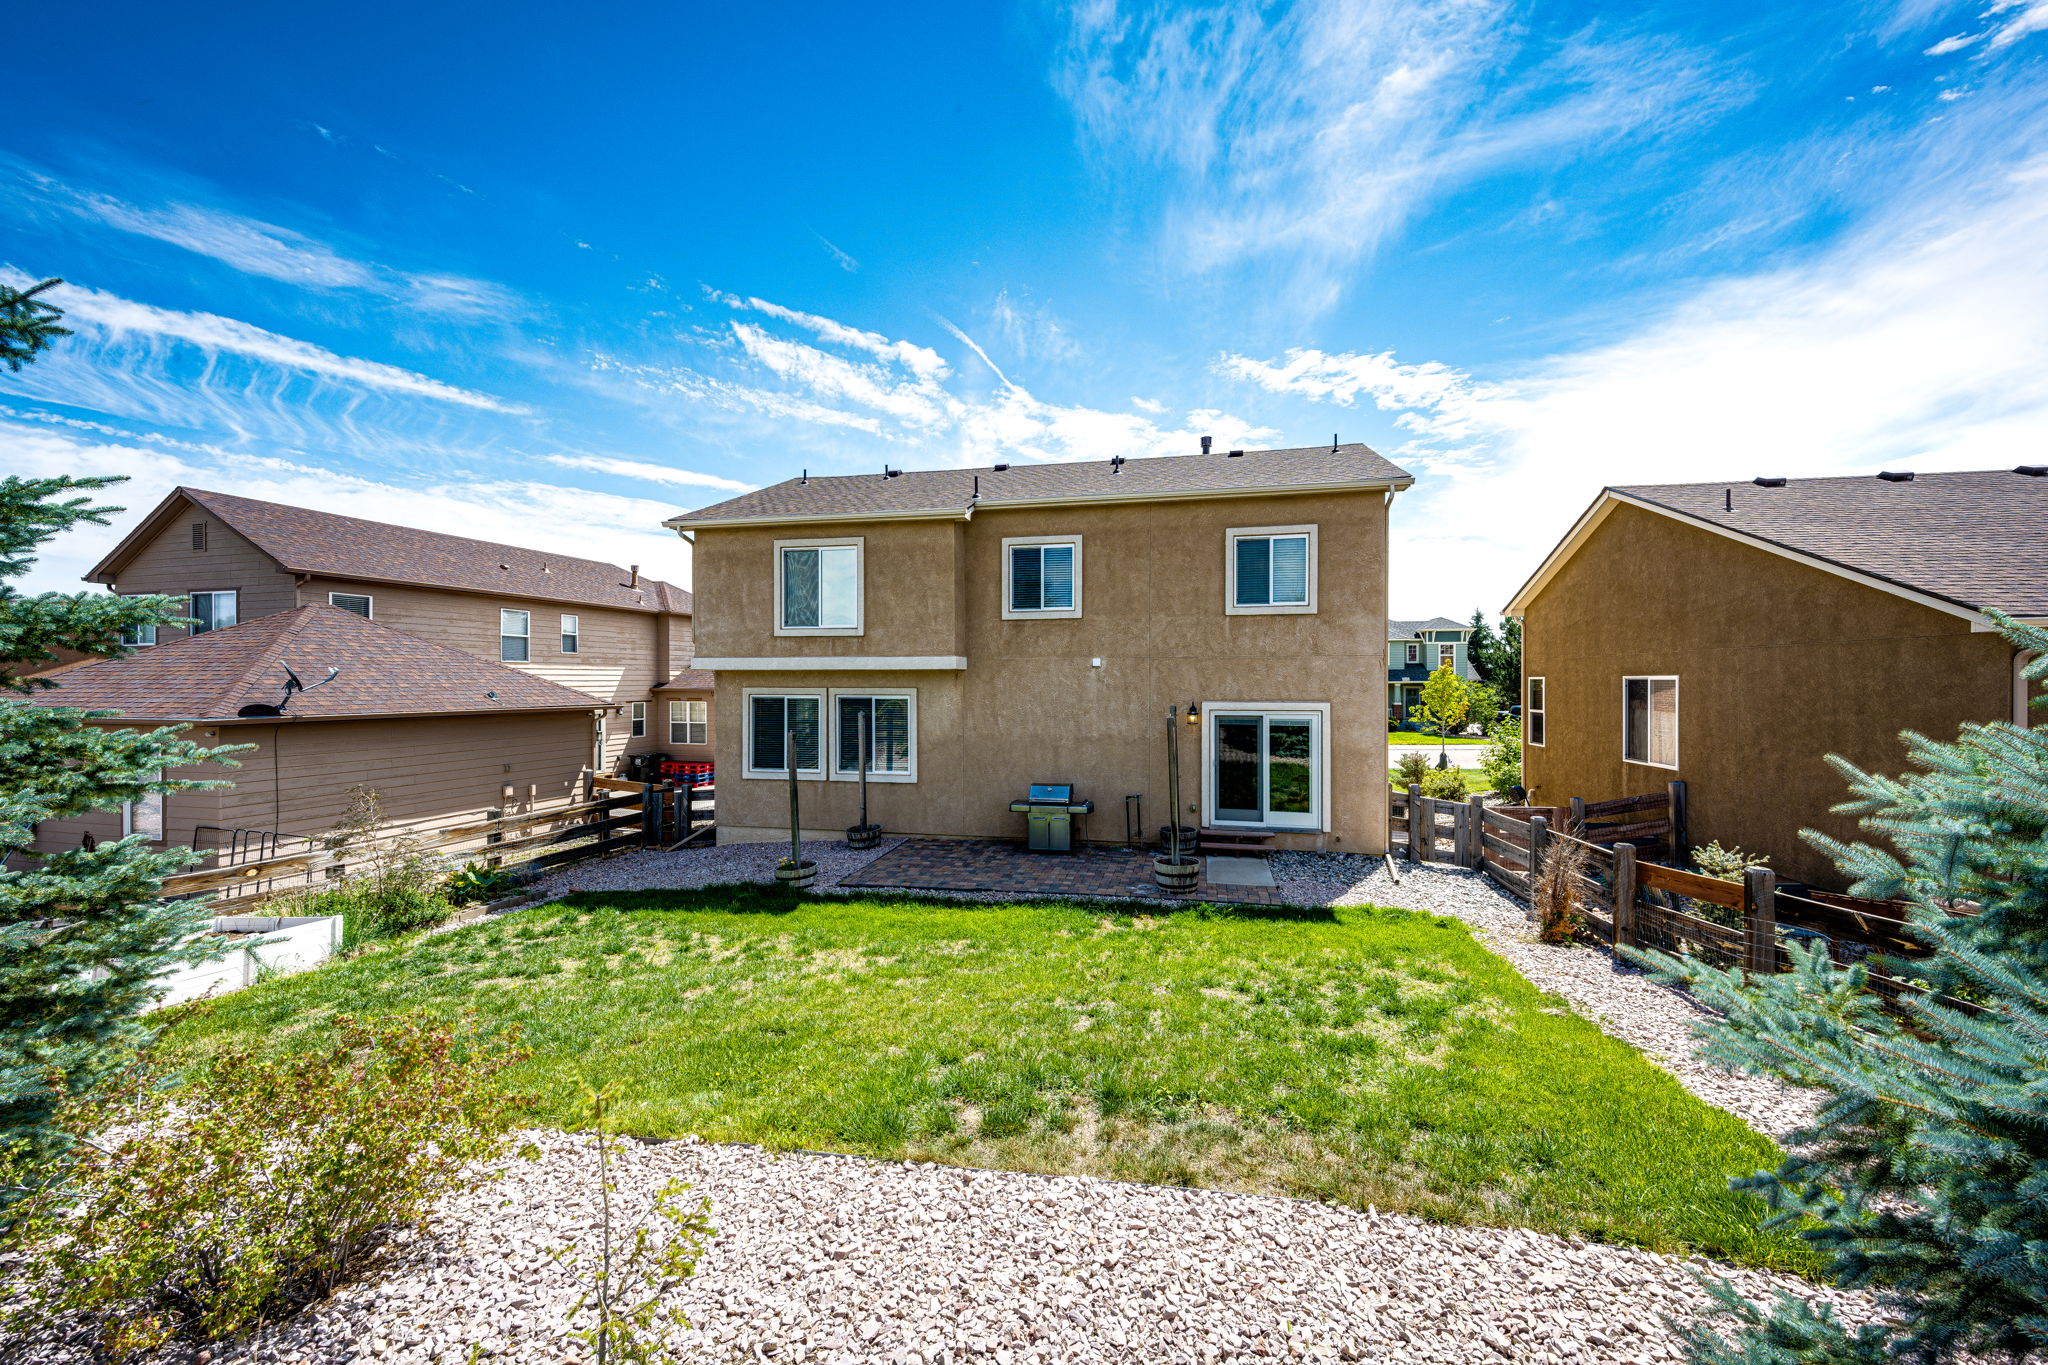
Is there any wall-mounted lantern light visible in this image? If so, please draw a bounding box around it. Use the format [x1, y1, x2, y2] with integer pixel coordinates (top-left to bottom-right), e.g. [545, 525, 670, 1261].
[1184, 704, 1199, 726]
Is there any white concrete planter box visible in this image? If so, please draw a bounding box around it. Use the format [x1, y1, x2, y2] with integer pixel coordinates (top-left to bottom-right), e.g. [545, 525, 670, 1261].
[152, 915, 346, 1009]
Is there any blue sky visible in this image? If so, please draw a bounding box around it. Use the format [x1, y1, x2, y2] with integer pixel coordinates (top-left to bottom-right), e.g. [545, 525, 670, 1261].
[5, 0, 2045, 615]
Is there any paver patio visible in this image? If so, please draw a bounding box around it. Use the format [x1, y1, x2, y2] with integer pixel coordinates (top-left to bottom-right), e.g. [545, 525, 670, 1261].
[835, 836, 1285, 905]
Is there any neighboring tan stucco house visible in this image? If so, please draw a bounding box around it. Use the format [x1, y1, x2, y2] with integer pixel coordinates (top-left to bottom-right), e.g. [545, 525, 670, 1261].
[77, 487, 711, 772]
[1387, 616, 1477, 723]
[667, 443, 1413, 851]
[1506, 469, 2048, 888]
[23, 605, 605, 865]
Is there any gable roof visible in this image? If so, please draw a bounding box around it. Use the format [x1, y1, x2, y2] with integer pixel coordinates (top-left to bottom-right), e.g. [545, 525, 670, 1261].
[1506, 469, 2048, 623]
[667, 443, 1412, 528]
[28, 605, 607, 722]
[1390, 617, 1468, 636]
[89, 488, 690, 615]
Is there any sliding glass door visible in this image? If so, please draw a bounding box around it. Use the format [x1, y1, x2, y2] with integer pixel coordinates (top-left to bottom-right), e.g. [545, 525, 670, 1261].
[1209, 710, 1321, 830]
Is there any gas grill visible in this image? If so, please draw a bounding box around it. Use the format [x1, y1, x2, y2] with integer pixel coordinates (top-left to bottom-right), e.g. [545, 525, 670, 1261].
[1008, 783, 1094, 852]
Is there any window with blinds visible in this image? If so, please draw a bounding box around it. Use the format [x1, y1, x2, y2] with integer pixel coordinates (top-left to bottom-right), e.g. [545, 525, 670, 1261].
[1228, 527, 1315, 611]
[1005, 539, 1080, 616]
[778, 543, 860, 631]
[1526, 677, 1547, 747]
[835, 695, 912, 777]
[748, 694, 821, 774]
[1623, 677, 1679, 767]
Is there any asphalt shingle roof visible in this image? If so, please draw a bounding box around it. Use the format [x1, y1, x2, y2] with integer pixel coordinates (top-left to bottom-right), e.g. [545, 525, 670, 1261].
[30, 605, 607, 721]
[656, 666, 716, 691]
[1613, 470, 2048, 616]
[99, 489, 690, 615]
[669, 443, 1411, 525]
[1390, 617, 1468, 635]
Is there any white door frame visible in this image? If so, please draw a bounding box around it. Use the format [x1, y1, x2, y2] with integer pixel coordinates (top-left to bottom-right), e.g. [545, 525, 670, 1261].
[1198, 702, 1331, 832]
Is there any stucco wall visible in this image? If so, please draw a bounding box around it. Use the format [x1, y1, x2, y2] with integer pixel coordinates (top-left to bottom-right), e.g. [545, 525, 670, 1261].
[707, 489, 1390, 851]
[1520, 501, 2018, 887]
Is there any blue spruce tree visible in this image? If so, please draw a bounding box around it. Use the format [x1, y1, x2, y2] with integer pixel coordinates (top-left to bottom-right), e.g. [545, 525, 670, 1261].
[1648, 614, 2048, 1363]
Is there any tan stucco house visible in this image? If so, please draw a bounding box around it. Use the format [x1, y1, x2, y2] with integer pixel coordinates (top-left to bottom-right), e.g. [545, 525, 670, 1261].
[667, 442, 1413, 851]
[24, 604, 605, 862]
[1506, 469, 2047, 887]
[79, 487, 712, 773]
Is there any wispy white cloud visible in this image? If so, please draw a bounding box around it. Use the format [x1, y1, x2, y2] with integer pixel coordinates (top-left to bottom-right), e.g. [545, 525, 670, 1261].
[540, 452, 755, 492]
[1053, 0, 1741, 312]
[988, 290, 1082, 365]
[812, 231, 860, 273]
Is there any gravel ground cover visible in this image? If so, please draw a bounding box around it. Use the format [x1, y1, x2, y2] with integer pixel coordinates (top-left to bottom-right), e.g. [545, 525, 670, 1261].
[188, 1128, 1870, 1365]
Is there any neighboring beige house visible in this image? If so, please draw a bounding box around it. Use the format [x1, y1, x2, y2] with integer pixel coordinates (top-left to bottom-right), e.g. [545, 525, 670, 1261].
[24, 605, 605, 862]
[1506, 469, 2047, 887]
[80, 487, 711, 772]
[667, 442, 1413, 851]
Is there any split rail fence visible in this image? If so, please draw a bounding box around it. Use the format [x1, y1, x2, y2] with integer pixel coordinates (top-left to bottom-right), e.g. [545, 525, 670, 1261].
[1391, 780, 1946, 1003]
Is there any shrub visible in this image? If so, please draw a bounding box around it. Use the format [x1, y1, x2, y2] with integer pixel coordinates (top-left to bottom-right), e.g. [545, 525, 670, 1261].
[1393, 752, 1432, 788]
[1531, 835, 1590, 945]
[277, 788, 456, 947]
[1420, 767, 1467, 800]
[1, 1012, 530, 1362]
[1691, 840, 1768, 884]
[1478, 717, 1522, 795]
[447, 860, 522, 905]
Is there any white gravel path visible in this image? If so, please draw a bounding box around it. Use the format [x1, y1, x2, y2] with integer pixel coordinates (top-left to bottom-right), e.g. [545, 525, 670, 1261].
[199, 1128, 1868, 1365]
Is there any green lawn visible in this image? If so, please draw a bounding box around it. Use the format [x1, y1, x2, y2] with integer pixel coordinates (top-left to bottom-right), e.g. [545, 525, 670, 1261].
[163, 887, 1804, 1270]
[1390, 734, 1490, 745]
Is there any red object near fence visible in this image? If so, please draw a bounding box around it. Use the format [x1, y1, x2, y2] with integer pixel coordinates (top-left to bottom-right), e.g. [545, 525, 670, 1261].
[659, 760, 714, 783]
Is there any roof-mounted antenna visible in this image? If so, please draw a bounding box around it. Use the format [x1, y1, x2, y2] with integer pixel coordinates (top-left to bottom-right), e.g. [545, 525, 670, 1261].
[1109, 455, 1126, 473]
[240, 660, 339, 718]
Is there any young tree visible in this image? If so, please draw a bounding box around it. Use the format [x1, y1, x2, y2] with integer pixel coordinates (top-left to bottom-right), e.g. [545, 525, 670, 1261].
[1647, 615, 2048, 1365]
[1468, 680, 1504, 736]
[1415, 662, 1471, 769]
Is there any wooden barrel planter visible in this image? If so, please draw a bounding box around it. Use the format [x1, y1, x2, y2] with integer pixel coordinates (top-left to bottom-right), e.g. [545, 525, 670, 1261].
[774, 859, 818, 890]
[1153, 858, 1200, 893]
[845, 824, 882, 850]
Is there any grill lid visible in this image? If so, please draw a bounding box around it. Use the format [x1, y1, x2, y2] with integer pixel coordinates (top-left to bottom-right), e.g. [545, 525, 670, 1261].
[1027, 783, 1073, 803]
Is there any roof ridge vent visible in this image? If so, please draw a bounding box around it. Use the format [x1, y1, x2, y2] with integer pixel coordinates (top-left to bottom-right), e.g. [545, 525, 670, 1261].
[1752, 476, 1786, 487]
[1227, 448, 1244, 457]
[991, 462, 1010, 472]
[2016, 465, 2047, 477]
[1877, 470, 1915, 482]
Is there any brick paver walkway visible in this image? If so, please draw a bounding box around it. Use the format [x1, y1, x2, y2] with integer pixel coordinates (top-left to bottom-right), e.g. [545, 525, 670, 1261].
[834, 837, 1284, 906]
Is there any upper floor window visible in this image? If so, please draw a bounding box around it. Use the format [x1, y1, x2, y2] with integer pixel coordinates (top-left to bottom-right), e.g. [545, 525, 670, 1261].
[189, 591, 237, 634]
[328, 592, 372, 618]
[670, 698, 708, 746]
[1404, 642, 1420, 665]
[746, 692, 823, 776]
[834, 692, 915, 781]
[500, 609, 531, 662]
[776, 539, 862, 635]
[1437, 643, 1456, 669]
[1226, 526, 1316, 614]
[1525, 677, 1546, 747]
[120, 594, 157, 647]
[1003, 537, 1081, 619]
[1623, 676, 1679, 768]
[629, 700, 646, 738]
[561, 614, 581, 654]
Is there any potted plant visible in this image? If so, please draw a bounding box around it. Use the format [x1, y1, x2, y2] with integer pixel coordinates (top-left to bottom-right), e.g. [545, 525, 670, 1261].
[1153, 705, 1201, 892]
[776, 721, 817, 889]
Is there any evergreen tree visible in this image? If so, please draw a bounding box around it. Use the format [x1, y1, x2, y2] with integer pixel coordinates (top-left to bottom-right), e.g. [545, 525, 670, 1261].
[1646, 615, 2048, 1364]
[1466, 609, 1501, 686]
[0, 280, 245, 1179]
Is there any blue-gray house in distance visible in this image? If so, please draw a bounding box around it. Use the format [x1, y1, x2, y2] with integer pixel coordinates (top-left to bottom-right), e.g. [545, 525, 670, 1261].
[1388, 617, 1478, 722]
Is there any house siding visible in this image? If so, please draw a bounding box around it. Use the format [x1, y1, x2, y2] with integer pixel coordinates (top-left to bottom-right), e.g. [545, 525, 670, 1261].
[101, 500, 296, 641]
[1519, 501, 2017, 887]
[703, 489, 1390, 852]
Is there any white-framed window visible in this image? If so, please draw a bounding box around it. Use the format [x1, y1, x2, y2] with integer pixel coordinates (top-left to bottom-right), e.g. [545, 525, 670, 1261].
[328, 592, 372, 618]
[500, 609, 531, 662]
[830, 690, 916, 782]
[629, 701, 646, 738]
[120, 594, 158, 647]
[1226, 525, 1317, 614]
[1404, 642, 1420, 665]
[189, 591, 237, 634]
[1623, 676, 1679, 768]
[1525, 677, 1546, 747]
[1002, 536, 1082, 619]
[122, 772, 165, 841]
[775, 539, 862, 635]
[561, 614, 580, 654]
[669, 698, 708, 746]
[745, 691, 824, 777]
[1437, 643, 1456, 669]
[1201, 703, 1329, 831]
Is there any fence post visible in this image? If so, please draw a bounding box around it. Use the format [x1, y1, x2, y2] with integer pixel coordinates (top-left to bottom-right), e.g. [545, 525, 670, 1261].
[485, 806, 505, 867]
[1529, 814, 1550, 883]
[1569, 796, 1586, 836]
[1668, 780, 1689, 863]
[1464, 793, 1486, 868]
[1744, 866, 1777, 976]
[1406, 784, 1423, 862]
[640, 782, 659, 847]
[1612, 842, 1638, 949]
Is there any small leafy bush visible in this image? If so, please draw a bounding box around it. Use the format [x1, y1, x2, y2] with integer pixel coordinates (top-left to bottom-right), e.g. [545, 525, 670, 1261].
[1393, 752, 1433, 788]
[1420, 767, 1467, 800]
[274, 788, 458, 946]
[1, 1012, 530, 1362]
[447, 860, 521, 905]
[1692, 840, 1768, 883]
[1478, 717, 1522, 795]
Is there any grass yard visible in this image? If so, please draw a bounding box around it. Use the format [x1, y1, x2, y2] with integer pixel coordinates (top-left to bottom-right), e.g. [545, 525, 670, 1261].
[1389, 734, 1490, 745]
[163, 887, 1805, 1270]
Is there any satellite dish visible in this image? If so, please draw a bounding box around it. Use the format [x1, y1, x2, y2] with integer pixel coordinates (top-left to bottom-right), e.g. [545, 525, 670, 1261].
[237, 703, 285, 718]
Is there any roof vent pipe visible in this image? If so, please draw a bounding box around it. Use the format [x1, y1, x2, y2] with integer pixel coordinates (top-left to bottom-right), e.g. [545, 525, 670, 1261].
[1753, 476, 1786, 487]
[1877, 470, 1915, 482]
[2016, 465, 2048, 477]
[629, 565, 640, 588]
[1200, 435, 1213, 454]
[1332, 433, 1339, 451]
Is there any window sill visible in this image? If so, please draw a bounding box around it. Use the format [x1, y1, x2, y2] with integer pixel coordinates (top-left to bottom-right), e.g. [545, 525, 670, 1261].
[829, 770, 917, 784]
[999, 608, 1083, 621]
[1225, 602, 1317, 616]
[773, 626, 865, 638]
[742, 770, 828, 781]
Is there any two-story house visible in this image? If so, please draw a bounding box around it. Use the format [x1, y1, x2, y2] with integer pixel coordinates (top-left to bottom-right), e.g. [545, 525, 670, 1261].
[668, 443, 1413, 852]
[1387, 617, 1477, 723]
[1505, 469, 2047, 887]
[80, 488, 709, 772]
